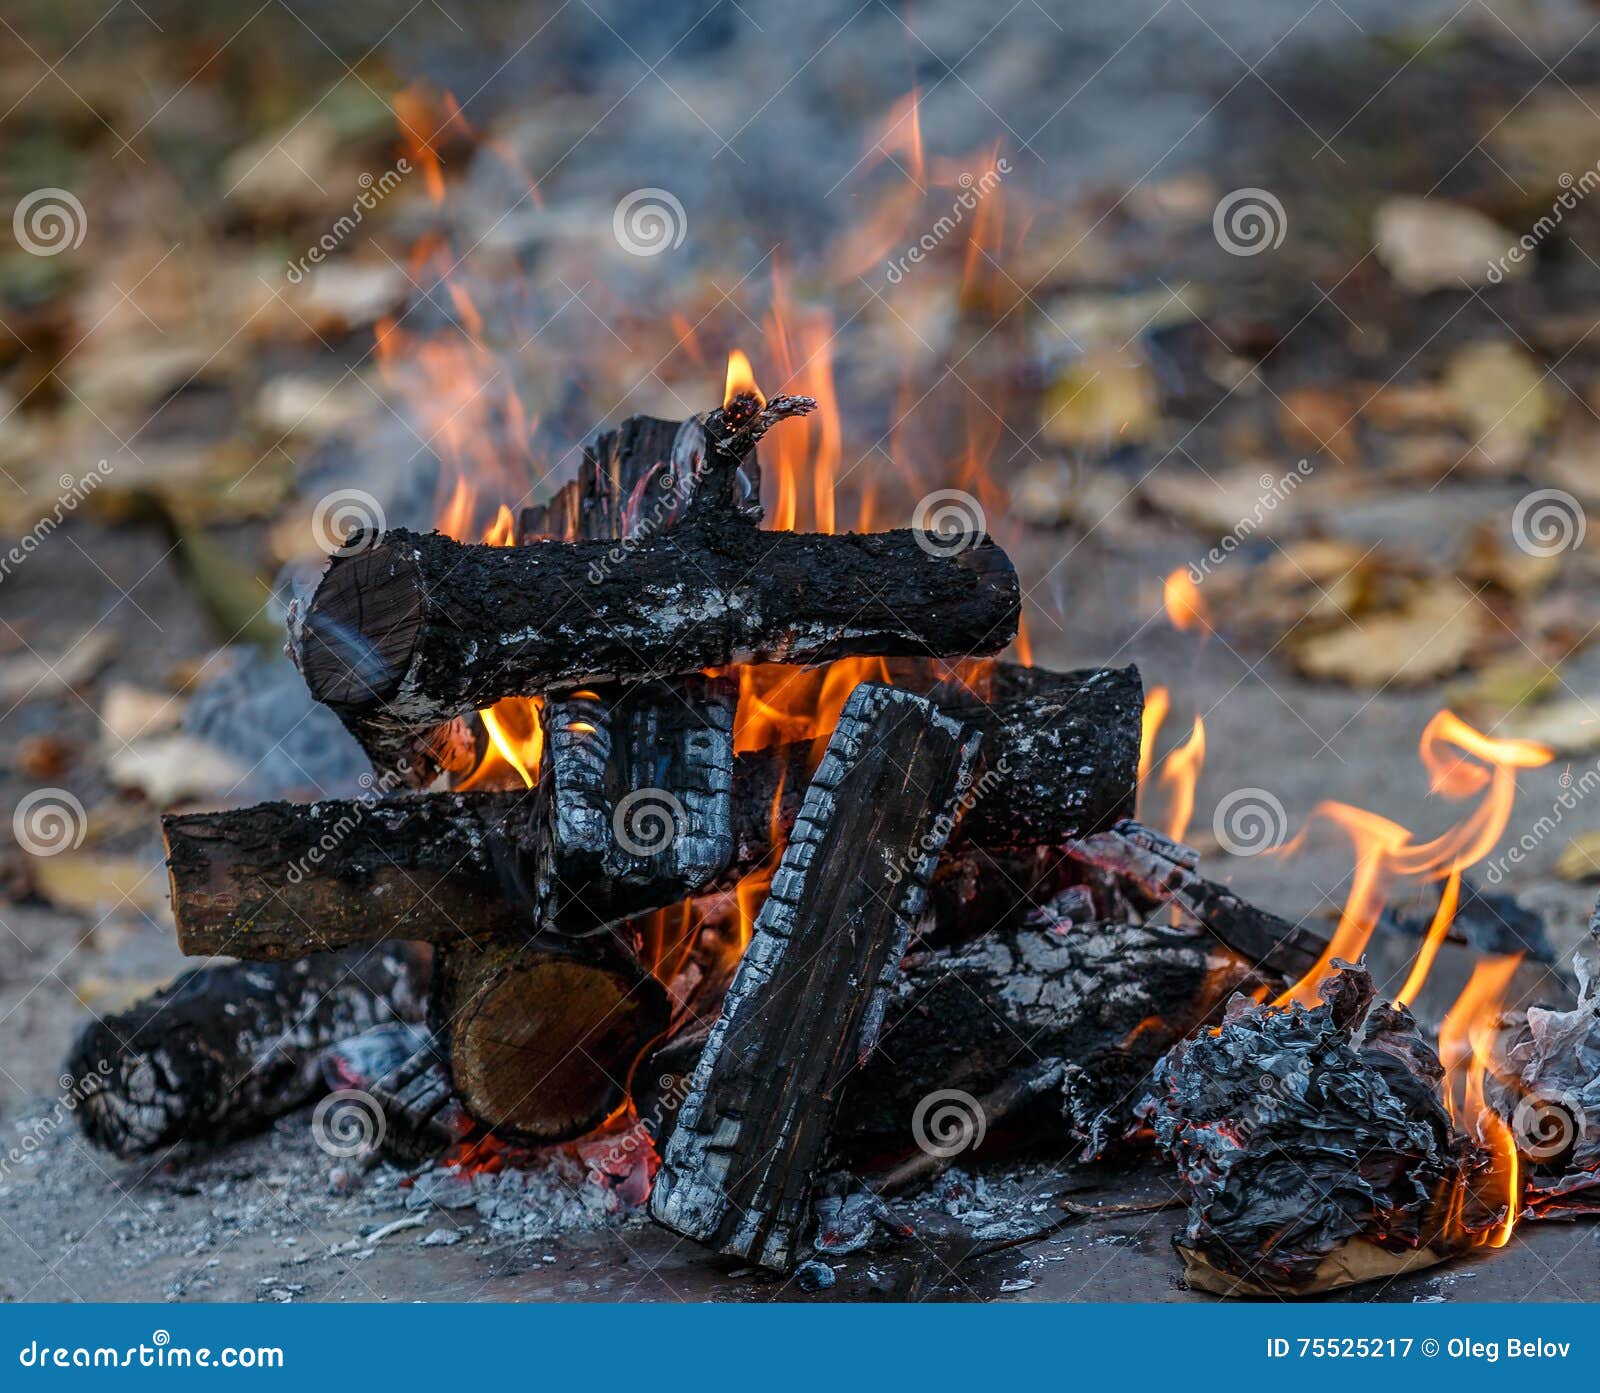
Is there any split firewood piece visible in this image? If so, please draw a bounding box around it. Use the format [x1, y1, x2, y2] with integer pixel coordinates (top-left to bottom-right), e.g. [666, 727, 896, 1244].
[65, 945, 427, 1158]
[533, 673, 736, 934]
[163, 787, 535, 961]
[1064, 818, 1327, 979]
[833, 919, 1282, 1159]
[288, 522, 1019, 761]
[431, 934, 670, 1144]
[651, 683, 983, 1270]
[164, 663, 1140, 959]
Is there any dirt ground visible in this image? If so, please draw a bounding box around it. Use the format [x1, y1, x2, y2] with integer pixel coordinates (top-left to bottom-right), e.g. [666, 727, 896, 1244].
[5, 0, 1600, 1301]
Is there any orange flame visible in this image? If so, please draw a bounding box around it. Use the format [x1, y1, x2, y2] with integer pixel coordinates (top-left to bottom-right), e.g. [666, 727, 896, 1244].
[724, 349, 765, 409]
[1163, 567, 1211, 635]
[1159, 716, 1206, 844]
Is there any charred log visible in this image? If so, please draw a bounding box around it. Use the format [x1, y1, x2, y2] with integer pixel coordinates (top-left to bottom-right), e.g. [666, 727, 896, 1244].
[64, 945, 427, 1159]
[287, 524, 1020, 757]
[163, 788, 534, 960]
[166, 663, 1140, 959]
[651, 683, 982, 1270]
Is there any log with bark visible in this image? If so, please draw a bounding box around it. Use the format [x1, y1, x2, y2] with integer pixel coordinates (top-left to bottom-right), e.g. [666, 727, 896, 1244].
[287, 523, 1019, 777]
[65, 945, 427, 1158]
[651, 683, 983, 1270]
[166, 662, 1139, 959]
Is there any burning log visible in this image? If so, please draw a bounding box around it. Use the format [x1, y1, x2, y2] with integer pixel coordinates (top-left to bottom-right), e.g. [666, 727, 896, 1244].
[287, 522, 1019, 779]
[532, 673, 737, 934]
[431, 934, 670, 1144]
[651, 683, 982, 1270]
[165, 663, 1140, 959]
[834, 919, 1282, 1157]
[64, 945, 427, 1159]
[1065, 819, 1327, 979]
[1138, 962, 1508, 1297]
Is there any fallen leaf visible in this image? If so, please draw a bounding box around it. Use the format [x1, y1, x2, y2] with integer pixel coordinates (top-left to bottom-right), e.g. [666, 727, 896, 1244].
[1039, 347, 1159, 449]
[1277, 385, 1358, 466]
[1460, 520, 1564, 597]
[1441, 342, 1554, 469]
[1140, 462, 1307, 537]
[99, 683, 186, 747]
[28, 853, 169, 917]
[0, 631, 116, 705]
[1445, 655, 1564, 716]
[1487, 89, 1600, 191]
[1289, 582, 1486, 686]
[106, 734, 248, 806]
[1557, 831, 1600, 882]
[1497, 697, 1600, 755]
[1373, 197, 1523, 293]
[1011, 460, 1134, 530]
[1360, 382, 1456, 431]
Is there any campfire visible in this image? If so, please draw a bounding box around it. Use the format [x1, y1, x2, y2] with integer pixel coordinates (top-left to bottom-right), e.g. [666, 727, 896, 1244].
[58, 84, 1600, 1302]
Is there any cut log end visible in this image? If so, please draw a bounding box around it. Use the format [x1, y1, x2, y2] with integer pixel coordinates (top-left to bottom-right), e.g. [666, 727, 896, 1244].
[295, 541, 423, 711]
[440, 945, 669, 1144]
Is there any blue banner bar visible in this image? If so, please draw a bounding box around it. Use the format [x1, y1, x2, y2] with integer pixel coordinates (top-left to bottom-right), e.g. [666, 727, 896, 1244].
[0, 1303, 1596, 1389]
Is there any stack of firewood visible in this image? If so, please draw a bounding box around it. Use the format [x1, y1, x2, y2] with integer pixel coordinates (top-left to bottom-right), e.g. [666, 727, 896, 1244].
[67, 386, 1329, 1275]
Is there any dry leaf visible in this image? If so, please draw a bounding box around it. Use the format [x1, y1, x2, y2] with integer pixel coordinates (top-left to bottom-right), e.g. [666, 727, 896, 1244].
[0, 631, 116, 705]
[28, 853, 169, 917]
[1140, 462, 1305, 537]
[1460, 520, 1563, 598]
[1360, 382, 1456, 431]
[1011, 460, 1133, 530]
[1289, 582, 1485, 686]
[1488, 89, 1600, 191]
[1557, 831, 1600, 882]
[1373, 197, 1522, 293]
[106, 734, 248, 806]
[1277, 386, 1358, 466]
[1039, 347, 1159, 449]
[1442, 342, 1554, 469]
[1445, 655, 1563, 716]
[1498, 697, 1600, 755]
[99, 683, 186, 747]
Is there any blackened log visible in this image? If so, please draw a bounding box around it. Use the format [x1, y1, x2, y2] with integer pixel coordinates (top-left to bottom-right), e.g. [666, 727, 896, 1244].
[289, 523, 1019, 741]
[431, 935, 670, 1144]
[64, 945, 427, 1159]
[165, 663, 1139, 959]
[1065, 819, 1327, 979]
[368, 1041, 467, 1165]
[833, 920, 1280, 1156]
[533, 674, 736, 934]
[651, 683, 982, 1270]
[163, 788, 535, 960]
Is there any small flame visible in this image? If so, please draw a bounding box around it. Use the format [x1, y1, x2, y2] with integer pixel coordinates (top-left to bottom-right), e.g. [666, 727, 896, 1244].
[723, 349, 765, 410]
[1159, 716, 1206, 844]
[1163, 567, 1212, 635]
[1439, 954, 1525, 1247]
[1137, 685, 1172, 800]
